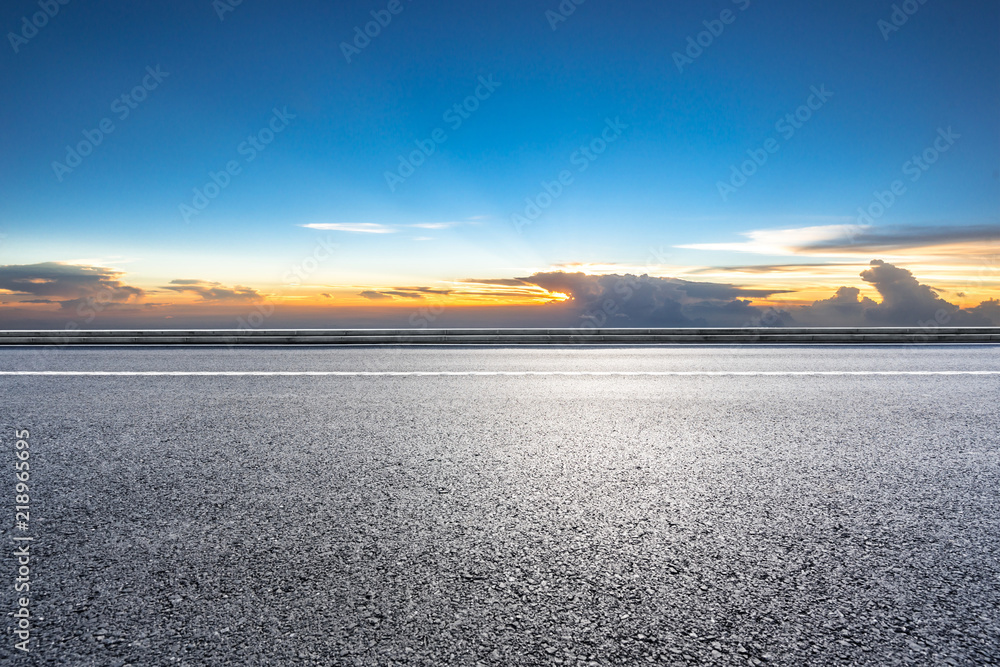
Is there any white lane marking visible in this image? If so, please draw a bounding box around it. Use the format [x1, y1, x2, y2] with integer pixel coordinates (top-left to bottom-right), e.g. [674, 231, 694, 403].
[0, 371, 999, 377]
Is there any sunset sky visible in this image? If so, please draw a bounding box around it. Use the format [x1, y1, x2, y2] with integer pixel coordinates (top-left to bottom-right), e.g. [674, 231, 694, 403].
[1, 0, 998, 328]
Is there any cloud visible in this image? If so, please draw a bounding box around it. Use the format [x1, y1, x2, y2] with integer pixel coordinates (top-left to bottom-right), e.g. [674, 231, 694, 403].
[359, 290, 393, 300]
[379, 291, 424, 299]
[525, 272, 786, 301]
[677, 224, 1000, 257]
[676, 225, 860, 255]
[796, 260, 993, 326]
[794, 287, 879, 326]
[301, 223, 395, 234]
[409, 222, 461, 230]
[302, 221, 470, 236]
[356, 286, 452, 300]
[684, 298, 793, 328]
[162, 280, 264, 302]
[689, 263, 849, 275]
[809, 225, 1000, 253]
[392, 286, 452, 295]
[967, 299, 1000, 324]
[519, 272, 791, 327]
[858, 259, 986, 325]
[511, 262, 999, 327]
[450, 289, 551, 299]
[674, 282, 791, 300]
[0, 262, 145, 309]
[463, 278, 532, 287]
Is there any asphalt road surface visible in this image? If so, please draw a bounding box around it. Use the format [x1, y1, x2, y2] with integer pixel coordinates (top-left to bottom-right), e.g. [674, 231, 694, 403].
[1, 346, 998, 665]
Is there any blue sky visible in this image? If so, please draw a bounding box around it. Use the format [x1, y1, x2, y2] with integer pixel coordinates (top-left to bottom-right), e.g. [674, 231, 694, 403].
[0, 0, 998, 327]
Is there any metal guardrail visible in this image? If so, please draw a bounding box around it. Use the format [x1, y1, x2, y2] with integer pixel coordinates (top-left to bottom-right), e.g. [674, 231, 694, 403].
[0, 328, 998, 345]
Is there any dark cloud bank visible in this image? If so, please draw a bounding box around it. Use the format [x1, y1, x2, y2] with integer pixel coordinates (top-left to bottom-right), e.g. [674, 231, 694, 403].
[0, 262, 145, 313]
[0, 264, 266, 307]
[511, 260, 998, 328]
[0, 263, 264, 327]
[1, 260, 997, 328]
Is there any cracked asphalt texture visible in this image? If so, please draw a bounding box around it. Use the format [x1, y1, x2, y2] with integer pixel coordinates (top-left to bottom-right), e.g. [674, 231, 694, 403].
[1, 346, 999, 666]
